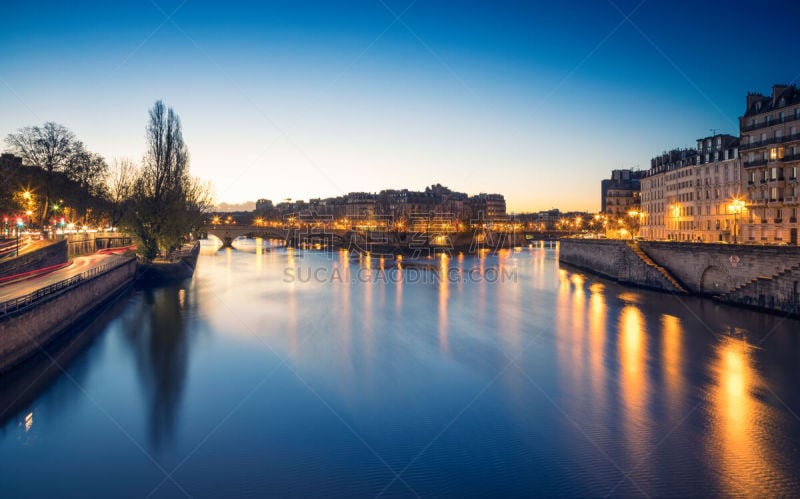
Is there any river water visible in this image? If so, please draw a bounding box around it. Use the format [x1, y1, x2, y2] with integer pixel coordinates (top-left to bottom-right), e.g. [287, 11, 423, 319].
[1, 242, 799, 497]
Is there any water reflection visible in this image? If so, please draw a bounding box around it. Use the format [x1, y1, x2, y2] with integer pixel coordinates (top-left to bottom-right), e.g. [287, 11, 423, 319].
[438, 253, 449, 352]
[125, 283, 194, 447]
[2, 248, 800, 496]
[619, 305, 650, 468]
[707, 336, 789, 496]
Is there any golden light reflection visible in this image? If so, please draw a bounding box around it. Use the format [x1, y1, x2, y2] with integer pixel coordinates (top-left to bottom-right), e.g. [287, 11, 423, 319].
[619, 305, 650, 466]
[24, 412, 33, 432]
[286, 247, 298, 355]
[363, 250, 373, 352]
[395, 260, 403, 311]
[255, 237, 263, 273]
[438, 253, 449, 352]
[587, 283, 606, 400]
[661, 314, 683, 402]
[706, 337, 787, 496]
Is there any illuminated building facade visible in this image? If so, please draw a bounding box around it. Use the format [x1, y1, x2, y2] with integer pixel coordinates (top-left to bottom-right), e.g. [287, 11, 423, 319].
[740, 84, 800, 246]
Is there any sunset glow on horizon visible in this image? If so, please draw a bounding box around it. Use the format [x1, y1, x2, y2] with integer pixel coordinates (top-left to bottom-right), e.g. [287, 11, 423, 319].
[2, 0, 799, 212]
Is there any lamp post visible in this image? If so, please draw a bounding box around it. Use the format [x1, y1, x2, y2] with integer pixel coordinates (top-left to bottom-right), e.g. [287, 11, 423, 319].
[627, 210, 643, 240]
[16, 217, 24, 256]
[728, 198, 745, 244]
[670, 204, 680, 241]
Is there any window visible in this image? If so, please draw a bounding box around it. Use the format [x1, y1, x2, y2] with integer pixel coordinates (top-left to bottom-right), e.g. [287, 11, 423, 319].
[773, 147, 784, 160]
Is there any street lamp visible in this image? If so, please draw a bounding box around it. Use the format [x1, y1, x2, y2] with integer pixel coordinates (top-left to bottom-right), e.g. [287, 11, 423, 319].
[627, 210, 643, 240]
[16, 217, 24, 256]
[728, 197, 745, 244]
[670, 205, 680, 241]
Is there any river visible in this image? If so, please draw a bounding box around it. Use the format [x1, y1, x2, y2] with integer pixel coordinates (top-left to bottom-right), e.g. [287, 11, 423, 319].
[1, 241, 799, 497]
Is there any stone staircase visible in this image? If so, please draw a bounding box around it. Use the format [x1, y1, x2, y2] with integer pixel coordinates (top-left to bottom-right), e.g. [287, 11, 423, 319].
[717, 261, 800, 301]
[626, 242, 689, 293]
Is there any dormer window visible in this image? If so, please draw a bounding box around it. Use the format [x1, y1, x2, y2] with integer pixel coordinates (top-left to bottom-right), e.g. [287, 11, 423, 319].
[779, 97, 786, 106]
[756, 102, 762, 111]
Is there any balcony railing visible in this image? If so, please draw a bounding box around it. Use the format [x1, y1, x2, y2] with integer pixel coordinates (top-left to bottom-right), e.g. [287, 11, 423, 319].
[739, 132, 800, 151]
[745, 159, 769, 168]
[741, 113, 800, 132]
[783, 153, 800, 162]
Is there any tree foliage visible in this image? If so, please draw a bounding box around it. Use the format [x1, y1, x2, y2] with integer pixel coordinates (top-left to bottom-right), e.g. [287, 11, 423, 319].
[4, 122, 78, 222]
[122, 100, 213, 259]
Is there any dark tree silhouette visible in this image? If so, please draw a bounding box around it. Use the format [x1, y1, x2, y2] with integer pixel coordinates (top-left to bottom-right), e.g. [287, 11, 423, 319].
[123, 100, 212, 259]
[4, 122, 78, 223]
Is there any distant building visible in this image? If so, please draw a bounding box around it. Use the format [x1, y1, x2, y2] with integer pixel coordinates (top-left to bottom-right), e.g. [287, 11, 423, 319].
[740, 84, 800, 246]
[0, 153, 22, 170]
[467, 193, 506, 220]
[601, 169, 644, 217]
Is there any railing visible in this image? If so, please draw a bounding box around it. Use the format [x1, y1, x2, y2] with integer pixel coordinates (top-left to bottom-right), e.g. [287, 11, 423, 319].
[741, 113, 800, 132]
[0, 255, 135, 318]
[744, 159, 769, 168]
[739, 132, 800, 151]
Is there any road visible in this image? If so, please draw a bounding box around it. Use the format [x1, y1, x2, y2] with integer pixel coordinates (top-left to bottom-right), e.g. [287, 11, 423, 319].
[0, 253, 122, 303]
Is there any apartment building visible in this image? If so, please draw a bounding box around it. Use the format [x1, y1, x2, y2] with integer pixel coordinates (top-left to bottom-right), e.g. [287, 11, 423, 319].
[640, 135, 740, 242]
[740, 84, 800, 245]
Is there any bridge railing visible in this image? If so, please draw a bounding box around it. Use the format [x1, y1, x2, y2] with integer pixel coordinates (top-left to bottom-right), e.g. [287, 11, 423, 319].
[0, 254, 135, 319]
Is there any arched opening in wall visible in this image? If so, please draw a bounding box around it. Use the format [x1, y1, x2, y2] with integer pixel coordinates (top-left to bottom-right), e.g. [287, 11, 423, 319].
[700, 265, 728, 296]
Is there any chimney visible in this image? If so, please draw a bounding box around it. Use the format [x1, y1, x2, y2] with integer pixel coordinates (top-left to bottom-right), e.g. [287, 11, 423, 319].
[773, 84, 788, 105]
[746, 92, 764, 111]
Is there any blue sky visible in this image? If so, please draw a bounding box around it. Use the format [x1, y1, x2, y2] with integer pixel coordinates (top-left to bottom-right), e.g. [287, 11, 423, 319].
[2, 0, 799, 212]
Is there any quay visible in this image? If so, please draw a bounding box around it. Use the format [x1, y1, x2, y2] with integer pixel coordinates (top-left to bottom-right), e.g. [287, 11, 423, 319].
[559, 238, 800, 316]
[0, 235, 138, 373]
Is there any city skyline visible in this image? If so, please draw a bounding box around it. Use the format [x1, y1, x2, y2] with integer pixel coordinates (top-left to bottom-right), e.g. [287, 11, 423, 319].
[2, 1, 800, 212]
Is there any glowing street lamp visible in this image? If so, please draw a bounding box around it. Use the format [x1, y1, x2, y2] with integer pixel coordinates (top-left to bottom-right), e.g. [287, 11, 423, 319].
[728, 197, 746, 244]
[16, 217, 24, 255]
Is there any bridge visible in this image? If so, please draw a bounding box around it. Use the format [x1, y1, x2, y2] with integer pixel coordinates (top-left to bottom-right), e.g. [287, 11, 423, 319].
[203, 225, 569, 250]
[203, 225, 351, 247]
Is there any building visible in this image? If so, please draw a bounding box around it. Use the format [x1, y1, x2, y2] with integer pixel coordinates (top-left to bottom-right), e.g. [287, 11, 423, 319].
[466, 193, 506, 221]
[0, 153, 23, 169]
[641, 148, 696, 240]
[740, 84, 800, 246]
[693, 135, 741, 242]
[601, 169, 644, 217]
[641, 135, 741, 242]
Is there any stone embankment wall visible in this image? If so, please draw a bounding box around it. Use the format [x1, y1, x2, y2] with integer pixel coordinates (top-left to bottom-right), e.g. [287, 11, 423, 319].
[638, 242, 800, 295]
[0, 258, 136, 372]
[0, 240, 67, 279]
[559, 239, 800, 316]
[558, 239, 681, 292]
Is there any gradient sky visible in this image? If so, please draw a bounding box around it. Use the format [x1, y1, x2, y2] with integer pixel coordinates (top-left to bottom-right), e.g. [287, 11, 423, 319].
[2, 0, 799, 212]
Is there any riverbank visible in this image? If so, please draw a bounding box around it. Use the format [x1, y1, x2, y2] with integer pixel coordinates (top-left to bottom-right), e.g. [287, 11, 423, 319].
[559, 238, 800, 316]
[0, 256, 136, 372]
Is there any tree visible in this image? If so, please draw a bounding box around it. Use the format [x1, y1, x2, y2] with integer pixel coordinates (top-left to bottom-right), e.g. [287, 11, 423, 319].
[123, 100, 211, 259]
[67, 142, 109, 223]
[4, 122, 77, 223]
[107, 157, 137, 227]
